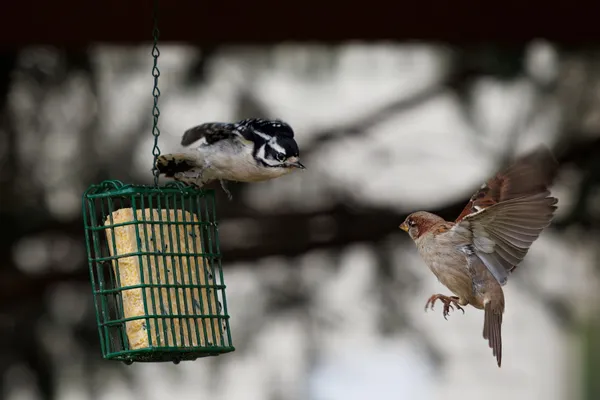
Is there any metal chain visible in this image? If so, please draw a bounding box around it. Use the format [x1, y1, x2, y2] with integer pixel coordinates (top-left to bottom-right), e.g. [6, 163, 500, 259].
[151, 0, 161, 186]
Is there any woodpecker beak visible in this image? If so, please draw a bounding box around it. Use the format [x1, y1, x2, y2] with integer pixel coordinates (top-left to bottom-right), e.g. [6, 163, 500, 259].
[399, 221, 409, 232]
[290, 161, 306, 169]
[286, 157, 306, 169]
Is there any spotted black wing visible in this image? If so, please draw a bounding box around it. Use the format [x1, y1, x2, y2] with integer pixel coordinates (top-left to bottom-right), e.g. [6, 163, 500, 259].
[181, 122, 237, 147]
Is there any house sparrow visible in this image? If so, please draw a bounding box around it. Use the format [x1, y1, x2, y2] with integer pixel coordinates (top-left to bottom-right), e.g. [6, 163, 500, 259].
[399, 147, 559, 367]
[155, 118, 305, 198]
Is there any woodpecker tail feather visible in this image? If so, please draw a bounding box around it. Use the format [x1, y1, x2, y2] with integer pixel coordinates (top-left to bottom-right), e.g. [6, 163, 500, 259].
[155, 154, 197, 177]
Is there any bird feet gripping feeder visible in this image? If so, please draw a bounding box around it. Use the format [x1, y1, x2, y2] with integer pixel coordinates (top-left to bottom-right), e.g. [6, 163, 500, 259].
[81, 3, 234, 364]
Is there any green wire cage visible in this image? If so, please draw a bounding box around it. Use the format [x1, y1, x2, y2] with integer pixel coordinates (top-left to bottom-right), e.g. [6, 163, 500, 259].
[82, 180, 235, 364]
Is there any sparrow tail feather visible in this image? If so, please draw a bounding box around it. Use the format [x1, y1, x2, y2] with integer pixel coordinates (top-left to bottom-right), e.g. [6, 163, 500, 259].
[483, 300, 503, 367]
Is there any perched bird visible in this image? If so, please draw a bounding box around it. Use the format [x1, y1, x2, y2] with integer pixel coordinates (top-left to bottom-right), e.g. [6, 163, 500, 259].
[399, 147, 559, 367]
[155, 118, 305, 197]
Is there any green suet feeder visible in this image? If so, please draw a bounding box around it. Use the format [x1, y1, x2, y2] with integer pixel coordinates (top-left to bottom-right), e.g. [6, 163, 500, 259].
[82, 181, 235, 363]
[81, 1, 234, 364]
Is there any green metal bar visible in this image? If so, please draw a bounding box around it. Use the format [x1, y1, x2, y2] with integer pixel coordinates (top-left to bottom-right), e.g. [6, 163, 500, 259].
[105, 346, 232, 359]
[90, 219, 207, 231]
[114, 196, 132, 351]
[179, 192, 202, 347]
[183, 193, 203, 348]
[200, 193, 218, 346]
[164, 194, 184, 346]
[84, 186, 212, 199]
[139, 195, 162, 347]
[210, 192, 233, 347]
[105, 196, 131, 354]
[171, 193, 195, 346]
[97, 198, 115, 355]
[159, 194, 185, 347]
[204, 193, 225, 347]
[95, 283, 226, 294]
[101, 313, 226, 325]
[146, 194, 173, 347]
[131, 194, 153, 349]
[83, 196, 107, 357]
[190, 193, 211, 347]
[90, 251, 216, 262]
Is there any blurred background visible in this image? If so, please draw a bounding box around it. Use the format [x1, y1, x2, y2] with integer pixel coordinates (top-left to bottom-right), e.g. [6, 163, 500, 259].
[2, 2, 600, 400]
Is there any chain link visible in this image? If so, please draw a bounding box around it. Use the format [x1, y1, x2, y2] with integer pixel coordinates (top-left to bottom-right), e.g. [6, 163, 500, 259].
[151, 0, 161, 186]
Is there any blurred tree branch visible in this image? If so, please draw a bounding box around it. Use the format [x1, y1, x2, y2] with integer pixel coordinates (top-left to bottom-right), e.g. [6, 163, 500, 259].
[2, 133, 599, 291]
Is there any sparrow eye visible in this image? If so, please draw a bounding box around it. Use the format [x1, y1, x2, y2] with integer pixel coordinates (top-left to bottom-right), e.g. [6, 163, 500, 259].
[408, 220, 415, 227]
[276, 153, 286, 162]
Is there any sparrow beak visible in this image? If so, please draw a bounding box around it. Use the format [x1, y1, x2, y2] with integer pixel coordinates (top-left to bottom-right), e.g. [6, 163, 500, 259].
[399, 221, 409, 232]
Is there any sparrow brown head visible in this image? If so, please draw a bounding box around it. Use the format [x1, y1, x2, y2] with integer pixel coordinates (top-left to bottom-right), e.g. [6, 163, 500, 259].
[399, 211, 444, 240]
[399, 147, 559, 367]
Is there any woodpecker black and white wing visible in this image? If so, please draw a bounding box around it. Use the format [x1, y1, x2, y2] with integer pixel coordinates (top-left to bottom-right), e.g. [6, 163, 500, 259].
[235, 118, 295, 140]
[181, 122, 237, 147]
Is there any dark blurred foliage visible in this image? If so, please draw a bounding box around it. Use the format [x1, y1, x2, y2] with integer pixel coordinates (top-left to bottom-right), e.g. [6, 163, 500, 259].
[0, 44, 600, 399]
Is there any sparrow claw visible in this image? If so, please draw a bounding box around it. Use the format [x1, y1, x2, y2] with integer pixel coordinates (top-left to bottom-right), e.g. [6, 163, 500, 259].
[424, 294, 465, 319]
